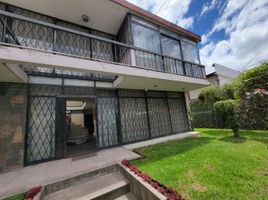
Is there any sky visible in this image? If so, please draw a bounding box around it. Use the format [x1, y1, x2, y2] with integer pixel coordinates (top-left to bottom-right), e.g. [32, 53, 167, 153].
[126, 0, 268, 73]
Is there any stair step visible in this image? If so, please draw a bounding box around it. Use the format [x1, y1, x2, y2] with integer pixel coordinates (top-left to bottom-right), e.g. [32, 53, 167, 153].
[114, 193, 137, 200]
[67, 136, 89, 145]
[70, 130, 88, 135]
[44, 172, 129, 200]
[68, 135, 89, 140]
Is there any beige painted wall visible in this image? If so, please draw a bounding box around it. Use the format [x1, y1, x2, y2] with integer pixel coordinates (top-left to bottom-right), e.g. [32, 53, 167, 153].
[71, 113, 84, 127]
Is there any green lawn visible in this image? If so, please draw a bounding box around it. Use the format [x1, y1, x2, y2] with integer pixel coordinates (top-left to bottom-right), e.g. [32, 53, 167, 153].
[132, 129, 268, 200]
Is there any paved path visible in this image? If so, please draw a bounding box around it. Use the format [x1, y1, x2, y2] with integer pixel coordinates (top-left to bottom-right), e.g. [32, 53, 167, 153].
[0, 147, 140, 199]
[123, 131, 199, 149]
[0, 131, 198, 199]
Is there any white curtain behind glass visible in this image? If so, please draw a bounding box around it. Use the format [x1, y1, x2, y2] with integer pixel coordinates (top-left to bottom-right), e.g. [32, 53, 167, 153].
[132, 22, 161, 53]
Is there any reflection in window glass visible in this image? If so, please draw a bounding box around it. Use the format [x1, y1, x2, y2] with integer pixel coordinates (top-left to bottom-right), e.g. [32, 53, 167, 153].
[181, 39, 200, 64]
[161, 36, 181, 58]
[132, 22, 161, 53]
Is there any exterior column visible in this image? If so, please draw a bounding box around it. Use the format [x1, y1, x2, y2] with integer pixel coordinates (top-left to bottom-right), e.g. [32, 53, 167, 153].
[184, 91, 192, 131]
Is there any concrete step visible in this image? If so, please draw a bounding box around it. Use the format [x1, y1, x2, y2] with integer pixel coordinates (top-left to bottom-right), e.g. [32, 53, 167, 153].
[44, 171, 129, 200]
[70, 129, 88, 136]
[114, 193, 137, 200]
[67, 135, 89, 145]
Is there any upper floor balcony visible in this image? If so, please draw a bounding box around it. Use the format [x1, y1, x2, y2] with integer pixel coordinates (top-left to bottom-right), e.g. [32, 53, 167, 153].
[0, 1, 209, 91]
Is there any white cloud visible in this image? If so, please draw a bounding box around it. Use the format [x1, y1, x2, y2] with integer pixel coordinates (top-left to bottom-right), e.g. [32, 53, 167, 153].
[200, 0, 218, 16]
[127, 0, 193, 29]
[200, 0, 268, 73]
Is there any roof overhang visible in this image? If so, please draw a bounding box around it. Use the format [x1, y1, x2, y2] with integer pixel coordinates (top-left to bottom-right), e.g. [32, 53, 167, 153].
[111, 0, 201, 42]
[1, 0, 201, 42]
[1, 0, 129, 35]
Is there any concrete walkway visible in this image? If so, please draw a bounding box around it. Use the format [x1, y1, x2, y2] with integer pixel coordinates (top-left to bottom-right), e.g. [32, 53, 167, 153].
[123, 131, 199, 149]
[0, 147, 140, 199]
[0, 131, 198, 199]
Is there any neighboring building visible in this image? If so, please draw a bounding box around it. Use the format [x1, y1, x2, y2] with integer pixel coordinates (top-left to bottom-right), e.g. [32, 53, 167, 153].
[189, 63, 240, 99]
[0, 0, 209, 171]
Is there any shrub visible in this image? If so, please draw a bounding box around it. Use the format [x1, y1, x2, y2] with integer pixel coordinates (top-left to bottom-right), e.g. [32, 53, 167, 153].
[190, 100, 216, 128]
[222, 83, 235, 100]
[198, 85, 224, 108]
[214, 100, 239, 137]
[233, 63, 268, 130]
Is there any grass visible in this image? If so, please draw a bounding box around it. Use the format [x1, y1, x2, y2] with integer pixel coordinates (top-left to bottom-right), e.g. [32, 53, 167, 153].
[7, 193, 24, 200]
[132, 129, 268, 200]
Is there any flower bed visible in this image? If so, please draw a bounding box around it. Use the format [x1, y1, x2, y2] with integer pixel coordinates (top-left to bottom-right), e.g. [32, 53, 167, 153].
[24, 186, 42, 200]
[121, 159, 184, 200]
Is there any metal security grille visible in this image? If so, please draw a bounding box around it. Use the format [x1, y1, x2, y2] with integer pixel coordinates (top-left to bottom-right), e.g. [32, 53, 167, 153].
[0, 4, 206, 79]
[97, 97, 118, 148]
[120, 98, 149, 143]
[148, 98, 172, 138]
[26, 84, 61, 164]
[63, 86, 94, 96]
[27, 96, 56, 163]
[91, 30, 115, 62]
[168, 98, 190, 132]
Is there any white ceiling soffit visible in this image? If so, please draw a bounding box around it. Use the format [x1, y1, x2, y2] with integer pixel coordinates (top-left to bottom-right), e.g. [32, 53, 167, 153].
[0, 63, 27, 83]
[2, 0, 129, 35]
[114, 76, 208, 92]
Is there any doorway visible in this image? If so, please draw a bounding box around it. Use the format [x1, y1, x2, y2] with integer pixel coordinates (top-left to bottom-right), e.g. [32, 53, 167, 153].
[65, 98, 97, 156]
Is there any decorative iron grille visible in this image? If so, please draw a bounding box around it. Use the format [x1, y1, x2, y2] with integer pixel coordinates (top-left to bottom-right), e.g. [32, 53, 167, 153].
[118, 89, 145, 98]
[120, 98, 149, 143]
[0, 3, 206, 79]
[168, 98, 190, 133]
[63, 86, 94, 96]
[21, 66, 116, 81]
[148, 98, 172, 137]
[30, 84, 61, 96]
[26, 96, 56, 163]
[97, 97, 118, 148]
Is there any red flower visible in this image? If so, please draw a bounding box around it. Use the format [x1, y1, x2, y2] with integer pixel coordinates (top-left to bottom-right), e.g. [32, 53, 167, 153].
[150, 181, 159, 188]
[120, 160, 185, 199]
[138, 173, 152, 182]
[121, 159, 130, 167]
[166, 192, 184, 200]
[129, 165, 139, 174]
[157, 186, 165, 194]
[25, 186, 42, 199]
[256, 88, 265, 93]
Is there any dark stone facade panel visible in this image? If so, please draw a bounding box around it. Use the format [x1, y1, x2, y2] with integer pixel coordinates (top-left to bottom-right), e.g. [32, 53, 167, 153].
[0, 83, 26, 172]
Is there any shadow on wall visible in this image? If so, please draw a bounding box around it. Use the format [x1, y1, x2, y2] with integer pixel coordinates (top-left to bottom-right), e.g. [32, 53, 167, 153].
[0, 90, 26, 173]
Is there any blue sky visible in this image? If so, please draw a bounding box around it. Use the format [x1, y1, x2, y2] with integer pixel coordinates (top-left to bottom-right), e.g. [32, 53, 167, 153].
[127, 0, 268, 73]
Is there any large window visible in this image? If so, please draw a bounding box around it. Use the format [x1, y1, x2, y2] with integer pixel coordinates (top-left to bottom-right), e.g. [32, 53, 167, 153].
[181, 38, 200, 64]
[161, 35, 182, 58]
[132, 18, 161, 53]
[130, 15, 201, 74]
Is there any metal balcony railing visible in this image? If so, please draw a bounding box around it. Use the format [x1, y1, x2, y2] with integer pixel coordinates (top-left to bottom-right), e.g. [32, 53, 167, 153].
[0, 10, 206, 79]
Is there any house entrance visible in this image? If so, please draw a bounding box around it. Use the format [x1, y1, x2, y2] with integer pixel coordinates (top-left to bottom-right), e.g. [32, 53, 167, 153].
[65, 98, 97, 157]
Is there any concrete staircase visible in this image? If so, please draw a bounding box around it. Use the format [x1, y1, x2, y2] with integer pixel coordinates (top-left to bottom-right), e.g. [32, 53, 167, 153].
[67, 124, 89, 145]
[43, 165, 137, 200]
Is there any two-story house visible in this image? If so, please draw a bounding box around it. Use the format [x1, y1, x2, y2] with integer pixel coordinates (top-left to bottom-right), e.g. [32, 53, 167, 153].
[0, 0, 209, 171]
